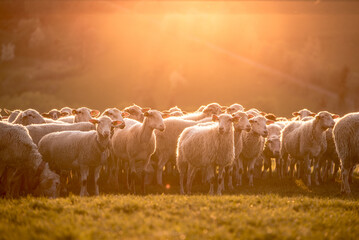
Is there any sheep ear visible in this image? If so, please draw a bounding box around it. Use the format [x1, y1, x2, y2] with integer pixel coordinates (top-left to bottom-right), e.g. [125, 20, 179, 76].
[121, 112, 130, 118]
[60, 112, 68, 117]
[332, 114, 340, 119]
[260, 112, 266, 116]
[162, 113, 170, 119]
[249, 119, 255, 124]
[42, 113, 50, 118]
[90, 110, 100, 117]
[141, 108, 151, 113]
[89, 118, 99, 124]
[315, 115, 321, 120]
[162, 110, 171, 114]
[266, 120, 275, 125]
[72, 109, 78, 115]
[248, 114, 255, 119]
[221, 106, 227, 113]
[4, 108, 12, 115]
[112, 120, 123, 127]
[212, 115, 219, 122]
[182, 111, 188, 115]
[292, 112, 299, 117]
[231, 116, 240, 123]
[310, 113, 316, 117]
[144, 111, 149, 117]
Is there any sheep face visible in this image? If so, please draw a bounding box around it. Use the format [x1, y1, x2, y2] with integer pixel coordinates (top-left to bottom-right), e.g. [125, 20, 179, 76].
[17, 109, 46, 125]
[232, 111, 251, 132]
[34, 166, 60, 198]
[144, 110, 165, 132]
[124, 105, 144, 122]
[73, 107, 100, 123]
[60, 107, 72, 117]
[292, 109, 315, 120]
[266, 136, 281, 157]
[212, 114, 237, 134]
[202, 103, 222, 116]
[42, 109, 65, 120]
[249, 116, 268, 137]
[90, 116, 124, 139]
[315, 111, 336, 129]
[226, 104, 244, 114]
[102, 108, 128, 123]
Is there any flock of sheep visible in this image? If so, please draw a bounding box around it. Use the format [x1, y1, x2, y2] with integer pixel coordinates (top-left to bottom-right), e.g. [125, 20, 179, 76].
[0, 103, 358, 198]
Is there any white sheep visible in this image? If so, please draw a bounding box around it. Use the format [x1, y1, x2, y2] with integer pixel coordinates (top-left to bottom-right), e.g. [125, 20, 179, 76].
[58, 107, 100, 123]
[154, 117, 198, 186]
[60, 107, 72, 117]
[226, 103, 245, 114]
[26, 122, 95, 145]
[292, 108, 316, 120]
[281, 111, 337, 186]
[42, 109, 68, 120]
[0, 121, 60, 198]
[38, 116, 123, 196]
[3, 109, 21, 122]
[123, 104, 149, 122]
[238, 115, 269, 187]
[111, 110, 165, 194]
[12, 109, 46, 125]
[180, 103, 223, 121]
[227, 111, 252, 189]
[176, 114, 237, 195]
[333, 112, 359, 194]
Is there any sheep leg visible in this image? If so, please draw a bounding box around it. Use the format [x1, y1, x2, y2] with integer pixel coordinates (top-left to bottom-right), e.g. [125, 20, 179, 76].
[262, 156, 270, 178]
[248, 159, 256, 187]
[313, 158, 320, 186]
[79, 166, 89, 197]
[227, 164, 234, 191]
[341, 167, 351, 194]
[186, 165, 197, 195]
[333, 161, 339, 182]
[217, 166, 225, 195]
[94, 166, 101, 196]
[156, 153, 167, 186]
[123, 160, 130, 191]
[303, 157, 311, 187]
[237, 157, 244, 187]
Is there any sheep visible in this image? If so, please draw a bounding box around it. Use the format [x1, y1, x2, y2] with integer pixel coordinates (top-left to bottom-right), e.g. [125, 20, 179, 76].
[180, 103, 223, 121]
[3, 109, 21, 123]
[60, 107, 72, 117]
[260, 123, 283, 177]
[42, 109, 68, 120]
[100, 108, 128, 189]
[168, 106, 182, 113]
[227, 111, 252, 189]
[154, 117, 199, 186]
[292, 108, 315, 120]
[12, 109, 46, 125]
[238, 115, 269, 187]
[281, 111, 337, 186]
[318, 126, 340, 183]
[226, 104, 245, 114]
[333, 113, 359, 194]
[176, 114, 238, 195]
[58, 107, 100, 123]
[0, 121, 60, 198]
[123, 104, 149, 122]
[38, 116, 123, 196]
[111, 110, 165, 194]
[26, 122, 95, 145]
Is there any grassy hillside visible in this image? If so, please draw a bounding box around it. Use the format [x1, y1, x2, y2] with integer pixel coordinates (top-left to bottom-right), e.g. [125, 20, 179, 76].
[1, 178, 358, 240]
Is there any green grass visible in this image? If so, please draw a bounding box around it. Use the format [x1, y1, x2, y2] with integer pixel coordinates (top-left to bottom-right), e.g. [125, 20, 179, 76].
[1, 178, 359, 240]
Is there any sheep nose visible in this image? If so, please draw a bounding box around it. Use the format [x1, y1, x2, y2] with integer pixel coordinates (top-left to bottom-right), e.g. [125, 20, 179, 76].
[158, 125, 165, 131]
[120, 123, 126, 129]
[219, 127, 225, 133]
[263, 130, 268, 137]
[246, 126, 251, 132]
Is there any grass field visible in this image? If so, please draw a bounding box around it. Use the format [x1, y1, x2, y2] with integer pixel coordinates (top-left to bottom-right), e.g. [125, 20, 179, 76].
[1, 178, 358, 240]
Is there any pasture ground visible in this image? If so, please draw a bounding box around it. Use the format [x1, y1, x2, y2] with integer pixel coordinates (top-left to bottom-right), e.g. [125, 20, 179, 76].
[0, 177, 358, 240]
